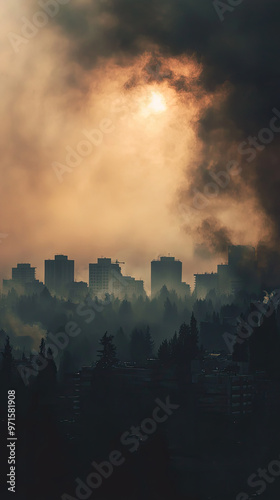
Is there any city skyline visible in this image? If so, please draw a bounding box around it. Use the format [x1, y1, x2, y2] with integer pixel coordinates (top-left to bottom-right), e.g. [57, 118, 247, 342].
[2, 2, 280, 300]
[2, 252, 191, 295]
[1, 244, 270, 298]
[0, 243, 227, 293]
[2, 1, 280, 499]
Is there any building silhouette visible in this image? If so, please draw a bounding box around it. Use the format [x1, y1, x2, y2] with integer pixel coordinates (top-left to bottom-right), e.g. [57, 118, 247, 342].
[45, 255, 74, 297]
[217, 264, 234, 296]
[228, 245, 256, 268]
[121, 275, 145, 298]
[3, 263, 44, 294]
[89, 258, 122, 296]
[194, 272, 218, 299]
[195, 245, 260, 298]
[12, 263, 36, 284]
[89, 258, 145, 299]
[218, 245, 259, 295]
[151, 256, 190, 297]
[68, 281, 88, 301]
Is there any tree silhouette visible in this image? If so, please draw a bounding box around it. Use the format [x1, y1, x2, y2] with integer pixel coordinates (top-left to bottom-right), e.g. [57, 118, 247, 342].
[144, 326, 154, 359]
[163, 297, 177, 322]
[119, 300, 132, 318]
[190, 312, 199, 360]
[46, 348, 57, 386]
[158, 339, 170, 366]
[177, 322, 191, 366]
[169, 332, 179, 365]
[96, 332, 118, 369]
[114, 327, 129, 361]
[1, 335, 13, 379]
[36, 343, 57, 403]
[39, 338, 46, 356]
[130, 327, 154, 365]
[157, 318, 198, 369]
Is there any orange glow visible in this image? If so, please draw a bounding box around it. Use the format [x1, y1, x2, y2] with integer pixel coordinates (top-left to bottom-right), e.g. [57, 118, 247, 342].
[0, 5, 239, 290]
[148, 91, 167, 113]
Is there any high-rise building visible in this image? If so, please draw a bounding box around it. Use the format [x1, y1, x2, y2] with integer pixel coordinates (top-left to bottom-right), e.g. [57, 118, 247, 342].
[3, 263, 44, 295]
[89, 258, 122, 297]
[122, 276, 145, 298]
[228, 245, 256, 269]
[12, 263, 36, 285]
[89, 258, 145, 299]
[227, 245, 259, 294]
[151, 256, 190, 297]
[256, 243, 280, 289]
[194, 245, 260, 299]
[45, 255, 74, 296]
[217, 264, 234, 296]
[194, 272, 218, 299]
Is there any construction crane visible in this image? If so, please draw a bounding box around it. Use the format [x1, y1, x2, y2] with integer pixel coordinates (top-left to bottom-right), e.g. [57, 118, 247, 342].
[115, 260, 125, 265]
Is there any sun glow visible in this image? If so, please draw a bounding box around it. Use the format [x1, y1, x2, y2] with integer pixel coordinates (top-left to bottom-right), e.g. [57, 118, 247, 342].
[148, 91, 167, 113]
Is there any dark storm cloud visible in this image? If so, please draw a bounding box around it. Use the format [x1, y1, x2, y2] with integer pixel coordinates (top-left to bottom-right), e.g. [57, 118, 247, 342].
[188, 218, 232, 258]
[55, 0, 280, 249]
[55, 0, 280, 138]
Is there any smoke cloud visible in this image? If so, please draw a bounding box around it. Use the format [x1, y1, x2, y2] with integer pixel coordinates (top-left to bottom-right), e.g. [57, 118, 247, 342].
[1, 0, 280, 289]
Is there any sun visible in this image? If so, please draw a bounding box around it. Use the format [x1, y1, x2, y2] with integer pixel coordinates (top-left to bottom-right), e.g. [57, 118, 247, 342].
[148, 91, 167, 113]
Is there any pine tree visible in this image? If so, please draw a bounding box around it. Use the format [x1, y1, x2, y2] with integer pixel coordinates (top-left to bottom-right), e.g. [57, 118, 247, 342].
[46, 348, 57, 386]
[144, 326, 154, 359]
[96, 332, 118, 369]
[114, 327, 129, 361]
[190, 312, 199, 360]
[1, 335, 13, 377]
[178, 322, 190, 340]
[169, 332, 179, 365]
[39, 338, 46, 357]
[178, 322, 191, 366]
[163, 297, 177, 322]
[119, 300, 132, 317]
[158, 339, 170, 365]
[130, 328, 155, 365]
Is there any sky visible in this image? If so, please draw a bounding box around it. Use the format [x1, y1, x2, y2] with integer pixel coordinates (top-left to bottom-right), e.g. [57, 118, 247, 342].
[1, 0, 280, 292]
